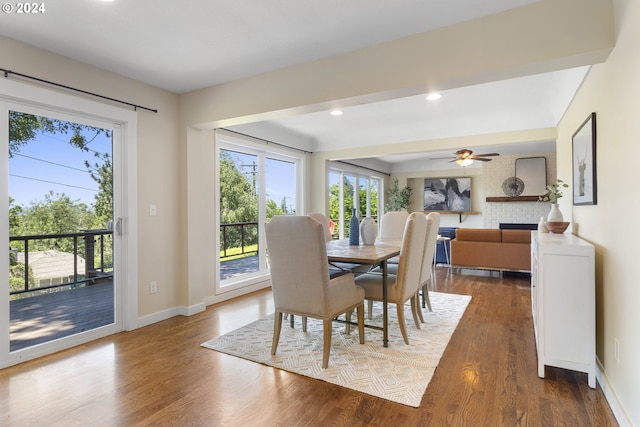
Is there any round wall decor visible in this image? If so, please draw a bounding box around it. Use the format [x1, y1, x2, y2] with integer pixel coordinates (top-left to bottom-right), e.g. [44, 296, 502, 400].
[502, 177, 525, 197]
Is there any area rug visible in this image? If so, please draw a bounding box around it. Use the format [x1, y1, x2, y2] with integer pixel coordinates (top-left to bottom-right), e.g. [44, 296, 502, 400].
[201, 292, 471, 407]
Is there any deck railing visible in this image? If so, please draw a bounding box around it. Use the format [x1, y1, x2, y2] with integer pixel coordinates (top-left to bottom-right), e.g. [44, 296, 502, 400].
[220, 221, 258, 259]
[9, 230, 113, 296]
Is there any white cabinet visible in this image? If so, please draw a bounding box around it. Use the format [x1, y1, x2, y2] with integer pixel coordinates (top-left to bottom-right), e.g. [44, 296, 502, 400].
[530, 232, 596, 388]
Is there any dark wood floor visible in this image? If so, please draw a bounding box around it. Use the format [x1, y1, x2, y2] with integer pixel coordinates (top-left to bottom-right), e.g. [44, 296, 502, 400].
[0, 268, 617, 426]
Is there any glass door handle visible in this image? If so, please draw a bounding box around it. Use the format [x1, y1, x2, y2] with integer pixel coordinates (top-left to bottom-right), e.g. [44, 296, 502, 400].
[115, 217, 124, 236]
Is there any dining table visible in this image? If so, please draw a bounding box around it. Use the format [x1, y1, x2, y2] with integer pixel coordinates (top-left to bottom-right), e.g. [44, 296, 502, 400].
[325, 238, 401, 347]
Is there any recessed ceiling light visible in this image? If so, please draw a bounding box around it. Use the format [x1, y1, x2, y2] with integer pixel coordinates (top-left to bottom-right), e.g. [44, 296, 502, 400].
[426, 93, 442, 101]
[330, 109, 343, 116]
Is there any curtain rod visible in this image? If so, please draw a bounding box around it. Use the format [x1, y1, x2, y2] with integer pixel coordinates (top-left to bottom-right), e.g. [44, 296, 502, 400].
[1, 67, 158, 113]
[334, 160, 390, 176]
[218, 128, 313, 155]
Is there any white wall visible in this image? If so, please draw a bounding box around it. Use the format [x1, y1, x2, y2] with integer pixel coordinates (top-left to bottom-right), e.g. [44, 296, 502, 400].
[482, 152, 557, 227]
[556, 0, 640, 424]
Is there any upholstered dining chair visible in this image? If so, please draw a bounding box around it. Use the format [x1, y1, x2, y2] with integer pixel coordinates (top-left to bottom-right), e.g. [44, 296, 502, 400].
[308, 212, 369, 276]
[355, 212, 428, 345]
[380, 213, 439, 323]
[417, 212, 441, 321]
[265, 215, 366, 369]
[377, 210, 410, 267]
[378, 211, 410, 242]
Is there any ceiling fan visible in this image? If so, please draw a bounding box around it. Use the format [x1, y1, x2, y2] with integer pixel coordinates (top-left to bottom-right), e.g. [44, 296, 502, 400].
[432, 149, 500, 166]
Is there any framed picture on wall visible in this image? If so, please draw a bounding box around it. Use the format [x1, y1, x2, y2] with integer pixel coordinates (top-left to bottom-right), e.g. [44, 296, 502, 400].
[572, 112, 597, 205]
[423, 178, 471, 211]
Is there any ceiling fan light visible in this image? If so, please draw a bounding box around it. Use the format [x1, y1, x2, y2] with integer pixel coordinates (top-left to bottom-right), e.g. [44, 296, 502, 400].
[455, 158, 473, 167]
[426, 93, 442, 101]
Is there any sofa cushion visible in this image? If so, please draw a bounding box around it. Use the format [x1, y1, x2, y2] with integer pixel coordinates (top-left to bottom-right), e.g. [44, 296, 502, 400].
[501, 229, 531, 244]
[455, 228, 501, 242]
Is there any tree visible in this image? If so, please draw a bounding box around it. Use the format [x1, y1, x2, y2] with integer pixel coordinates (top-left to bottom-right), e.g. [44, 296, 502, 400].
[13, 191, 97, 252]
[9, 111, 111, 158]
[219, 150, 259, 249]
[85, 152, 113, 224]
[385, 177, 412, 211]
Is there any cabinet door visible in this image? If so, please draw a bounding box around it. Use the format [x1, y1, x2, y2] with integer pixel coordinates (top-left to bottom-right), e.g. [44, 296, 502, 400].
[541, 253, 592, 364]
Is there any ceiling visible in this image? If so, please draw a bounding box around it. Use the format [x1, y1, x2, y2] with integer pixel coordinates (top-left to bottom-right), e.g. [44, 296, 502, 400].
[0, 0, 589, 171]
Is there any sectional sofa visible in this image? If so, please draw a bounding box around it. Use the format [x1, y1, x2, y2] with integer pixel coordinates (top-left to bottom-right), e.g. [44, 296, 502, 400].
[450, 228, 532, 272]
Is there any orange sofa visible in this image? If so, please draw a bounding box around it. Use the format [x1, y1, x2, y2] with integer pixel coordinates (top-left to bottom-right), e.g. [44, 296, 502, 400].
[450, 228, 531, 272]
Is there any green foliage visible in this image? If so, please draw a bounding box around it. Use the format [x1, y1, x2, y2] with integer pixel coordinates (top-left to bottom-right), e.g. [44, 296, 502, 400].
[219, 150, 286, 251]
[85, 152, 112, 224]
[385, 177, 412, 211]
[9, 262, 38, 296]
[328, 177, 379, 237]
[9, 111, 111, 158]
[539, 179, 569, 204]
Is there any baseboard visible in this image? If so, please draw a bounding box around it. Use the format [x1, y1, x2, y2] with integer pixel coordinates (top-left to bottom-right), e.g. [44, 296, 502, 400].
[137, 302, 206, 328]
[597, 357, 633, 427]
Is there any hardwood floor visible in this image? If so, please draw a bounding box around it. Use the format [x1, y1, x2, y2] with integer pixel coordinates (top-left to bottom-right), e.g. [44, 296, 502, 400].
[0, 268, 617, 426]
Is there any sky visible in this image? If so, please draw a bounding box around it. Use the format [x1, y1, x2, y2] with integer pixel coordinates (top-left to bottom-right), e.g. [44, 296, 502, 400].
[9, 115, 296, 213]
[9, 121, 112, 208]
[223, 149, 297, 213]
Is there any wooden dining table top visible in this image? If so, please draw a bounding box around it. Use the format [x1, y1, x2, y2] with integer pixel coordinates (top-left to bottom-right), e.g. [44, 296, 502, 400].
[325, 239, 401, 265]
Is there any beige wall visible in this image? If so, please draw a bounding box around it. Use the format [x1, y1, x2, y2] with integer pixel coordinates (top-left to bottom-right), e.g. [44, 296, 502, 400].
[0, 35, 183, 319]
[555, 0, 639, 423]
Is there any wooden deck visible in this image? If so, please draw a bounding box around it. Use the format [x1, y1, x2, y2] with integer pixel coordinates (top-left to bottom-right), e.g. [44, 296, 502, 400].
[9, 281, 114, 352]
[8, 254, 251, 352]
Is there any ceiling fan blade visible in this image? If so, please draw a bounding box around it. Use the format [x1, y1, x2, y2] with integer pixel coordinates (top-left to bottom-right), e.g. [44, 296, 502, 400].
[474, 158, 493, 162]
[429, 156, 456, 160]
[472, 153, 500, 157]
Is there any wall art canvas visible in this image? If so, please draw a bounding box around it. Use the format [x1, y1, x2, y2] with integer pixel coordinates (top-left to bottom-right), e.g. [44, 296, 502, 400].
[423, 178, 471, 211]
[572, 112, 597, 205]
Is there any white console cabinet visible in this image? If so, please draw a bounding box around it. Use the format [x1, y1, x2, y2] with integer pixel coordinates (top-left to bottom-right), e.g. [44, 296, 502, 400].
[530, 232, 596, 388]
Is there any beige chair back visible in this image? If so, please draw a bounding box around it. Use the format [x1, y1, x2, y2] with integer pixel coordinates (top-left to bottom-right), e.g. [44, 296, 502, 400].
[378, 211, 410, 241]
[308, 212, 333, 242]
[265, 215, 331, 316]
[420, 212, 441, 285]
[394, 212, 428, 301]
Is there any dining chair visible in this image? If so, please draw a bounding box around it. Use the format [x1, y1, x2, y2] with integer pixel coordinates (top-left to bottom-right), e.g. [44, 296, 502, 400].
[417, 212, 440, 321]
[355, 212, 428, 345]
[378, 211, 410, 241]
[377, 210, 410, 267]
[308, 212, 369, 276]
[265, 215, 366, 369]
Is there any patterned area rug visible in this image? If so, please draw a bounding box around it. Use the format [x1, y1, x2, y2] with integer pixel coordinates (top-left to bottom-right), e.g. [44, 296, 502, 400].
[201, 292, 471, 407]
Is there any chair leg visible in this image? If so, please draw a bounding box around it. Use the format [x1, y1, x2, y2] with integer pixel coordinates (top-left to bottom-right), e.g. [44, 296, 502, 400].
[416, 291, 425, 323]
[345, 310, 352, 335]
[322, 319, 332, 369]
[396, 304, 410, 345]
[410, 295, 421, 329]
[423, 284, 432, 312]
[367, 300, 374, 319]
[357, 304, 365, 344]
[302, 316, 307, 333]
[272, 311, 283, 355]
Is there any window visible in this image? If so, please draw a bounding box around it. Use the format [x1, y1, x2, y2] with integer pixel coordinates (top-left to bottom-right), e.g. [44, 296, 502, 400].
[215, 132, 303, 293]
[329, 166, 382, 239]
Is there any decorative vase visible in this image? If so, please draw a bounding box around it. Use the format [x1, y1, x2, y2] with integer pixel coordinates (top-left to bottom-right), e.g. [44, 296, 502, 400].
[359, 217, 378, 245]
[537, 216, 549, 233]
[349, 208, 360, 246]
[547, 203, 563, 222]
